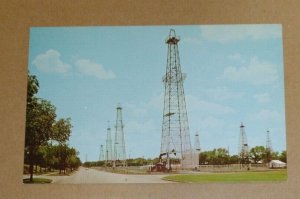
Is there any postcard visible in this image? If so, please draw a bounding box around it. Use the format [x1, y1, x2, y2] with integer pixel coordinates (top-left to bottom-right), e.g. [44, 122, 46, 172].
[23, 25, 286, 184]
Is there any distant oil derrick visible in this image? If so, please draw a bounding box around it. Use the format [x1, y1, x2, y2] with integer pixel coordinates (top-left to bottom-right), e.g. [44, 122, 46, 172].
[99, 144, 104, 161]
[105, 125, 113, 162]
[114, 103, 126, 166]
[266, 130, 273, 162]
[238, 122, 249, 165]
[266, 130, 272, 152]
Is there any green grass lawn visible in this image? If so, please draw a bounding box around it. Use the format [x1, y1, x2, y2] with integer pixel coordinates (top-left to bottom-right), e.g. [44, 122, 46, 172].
[23, 178, 52, 184]
[163, 170, 287, 183]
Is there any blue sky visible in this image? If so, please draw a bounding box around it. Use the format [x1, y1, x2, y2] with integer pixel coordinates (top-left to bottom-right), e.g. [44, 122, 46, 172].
[28, 25, 286, 161]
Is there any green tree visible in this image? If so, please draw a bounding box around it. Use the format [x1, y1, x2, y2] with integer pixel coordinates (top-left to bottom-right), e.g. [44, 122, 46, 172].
[199, 148, 229, 165]
[56, 143, 70, 174]
[199, 151, 208, 164]
[66, 147, 81, 171]
[25, 73, 79, 180]
[279, 150, 287, 163]
[249, 146, 265, 163]
[53, 144, 81, 174]
[214, 148, 230, 165]
[52, 118, 72, 143]
[229, 155, 239, 164]
[38, 143, 58, 172]
[272, 151, 280, 160]
[25, 97, 56, 181]
[26, 73, 39, 107]
[52, 118, 73, 173]
[205, 151, 216, 164]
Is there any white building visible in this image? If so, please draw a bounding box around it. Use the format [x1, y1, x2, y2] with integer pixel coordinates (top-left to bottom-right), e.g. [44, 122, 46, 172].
[269, 160, 287, 168]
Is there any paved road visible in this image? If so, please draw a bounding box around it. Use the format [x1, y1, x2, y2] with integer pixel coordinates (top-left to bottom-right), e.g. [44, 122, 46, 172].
[25, 167, 172, 184]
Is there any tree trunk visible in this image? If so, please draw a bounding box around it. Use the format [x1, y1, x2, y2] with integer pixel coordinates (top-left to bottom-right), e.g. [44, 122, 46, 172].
[29, 163, 34, 182]
[28, 149, 34, 182]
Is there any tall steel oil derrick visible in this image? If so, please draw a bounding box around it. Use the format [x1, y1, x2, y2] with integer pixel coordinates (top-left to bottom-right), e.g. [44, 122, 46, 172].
[161, 29, 193, 169]
[266, 130, 272, 162]
[99, 144, 104, 161]
[114, 103, 126, 166]
[238, 122, 249, 165]
[105, 125, 113, 162]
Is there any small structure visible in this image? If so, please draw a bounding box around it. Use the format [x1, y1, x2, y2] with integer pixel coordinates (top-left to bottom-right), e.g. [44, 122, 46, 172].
[269, 160, 286, 168]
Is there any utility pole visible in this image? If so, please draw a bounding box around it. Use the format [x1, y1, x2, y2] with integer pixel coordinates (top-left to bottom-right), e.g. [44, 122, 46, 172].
[161, 29, 192, 169]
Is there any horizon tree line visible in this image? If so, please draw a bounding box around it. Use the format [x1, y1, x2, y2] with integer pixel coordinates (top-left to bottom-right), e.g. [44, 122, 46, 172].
[198, 146, 286, 165]
[83, 146, 286, 168]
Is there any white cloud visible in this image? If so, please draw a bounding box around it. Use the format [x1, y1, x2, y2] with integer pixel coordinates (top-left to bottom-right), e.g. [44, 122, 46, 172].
[186, 95, 235, 115]
[33, 49, 71, 73]
[221, 57, 278, 85]
[205, 86, 244, 101]
[254, 93, 271, 103]
[75, 59, 116, 79]
[200, 25, 281, 43]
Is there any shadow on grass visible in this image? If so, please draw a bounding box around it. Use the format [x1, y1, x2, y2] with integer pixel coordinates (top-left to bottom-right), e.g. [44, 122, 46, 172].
[23, 178, 52, 184]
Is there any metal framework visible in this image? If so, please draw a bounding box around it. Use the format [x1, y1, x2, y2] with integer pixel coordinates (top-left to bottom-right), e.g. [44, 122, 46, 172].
[193, 132, 201, 166]
[114, 104, 126, 165]
[194, 132, 201, 152]
[266, 130, 273, 162]
[238, 122, 249, 164]
[105, 126, 113, 161]
[99, 144, 104, 161]
[160, 29, 193, 169]
[266, 130, 272, 152]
